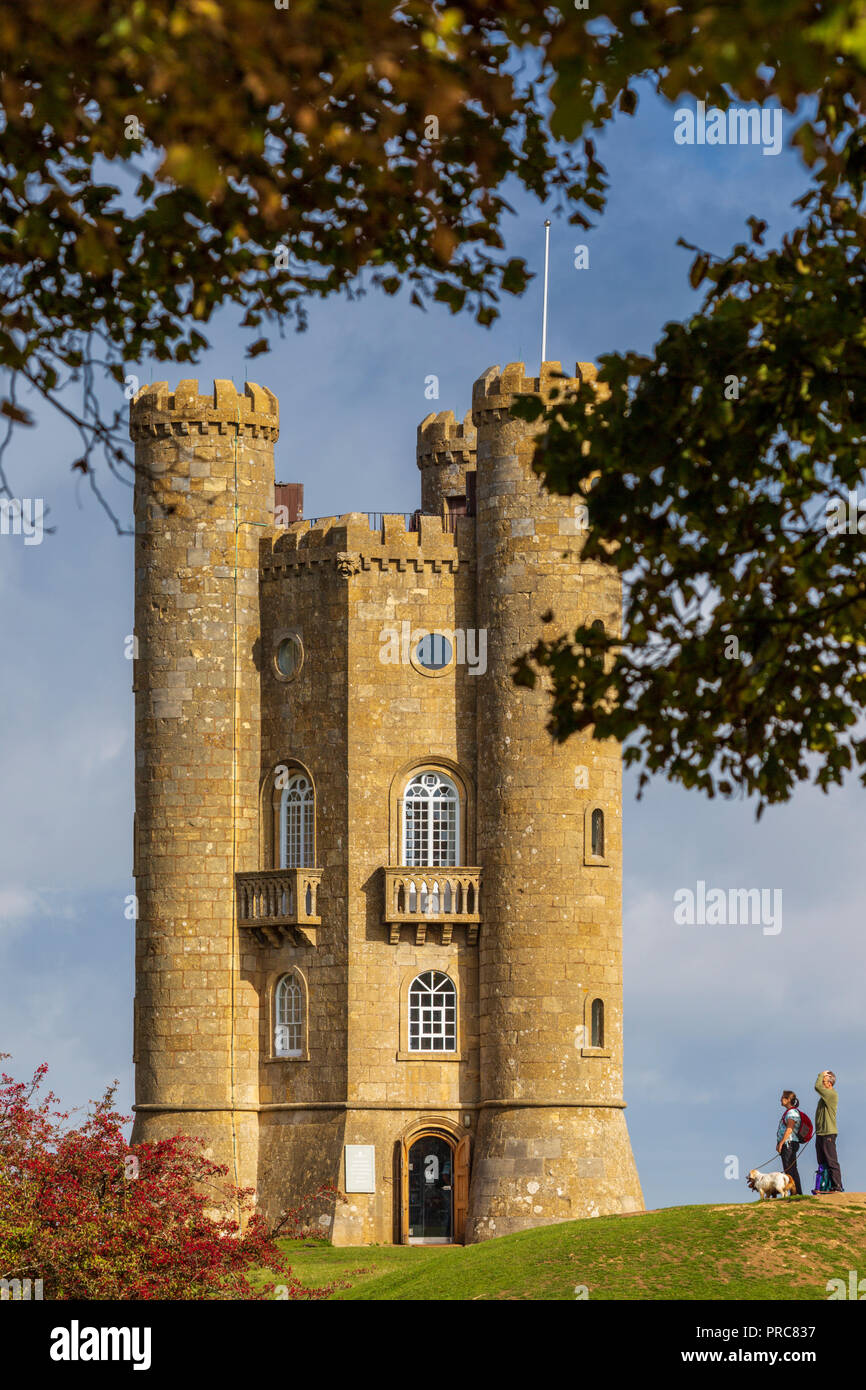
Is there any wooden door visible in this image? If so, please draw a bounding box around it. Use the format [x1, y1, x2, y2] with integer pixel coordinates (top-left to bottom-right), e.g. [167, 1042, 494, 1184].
[274, 482, 304, 524]
[453, 1134, 471, 1243]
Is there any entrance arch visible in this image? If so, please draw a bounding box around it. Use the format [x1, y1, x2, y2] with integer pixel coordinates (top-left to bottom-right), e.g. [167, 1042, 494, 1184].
[397, 1123, 471, 1245]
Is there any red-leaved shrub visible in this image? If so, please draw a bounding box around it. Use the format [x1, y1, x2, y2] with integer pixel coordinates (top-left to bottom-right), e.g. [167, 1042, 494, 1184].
[0, 1057, 337, 1300]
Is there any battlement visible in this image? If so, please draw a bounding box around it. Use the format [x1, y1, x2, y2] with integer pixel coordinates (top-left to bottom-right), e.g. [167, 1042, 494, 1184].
[129, 378, 279, 441]
[264, 510, 472, 580]
[472, 360, 597, 422]
[416, 409, 477, 469]
[273, 512, 460, 546]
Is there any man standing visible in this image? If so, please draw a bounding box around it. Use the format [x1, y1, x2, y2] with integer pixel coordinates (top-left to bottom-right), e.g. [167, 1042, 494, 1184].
[814, 1071, 844, 1192]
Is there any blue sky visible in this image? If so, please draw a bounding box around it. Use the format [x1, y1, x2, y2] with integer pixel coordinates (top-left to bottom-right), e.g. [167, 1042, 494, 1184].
[1, 84, 860, 1212]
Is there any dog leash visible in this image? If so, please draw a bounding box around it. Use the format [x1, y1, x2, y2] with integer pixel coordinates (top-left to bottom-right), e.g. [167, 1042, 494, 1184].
[752, 1136, 814, 1172]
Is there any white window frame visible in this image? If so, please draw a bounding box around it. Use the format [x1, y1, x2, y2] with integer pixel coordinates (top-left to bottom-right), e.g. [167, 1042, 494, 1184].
[402, 771, 460, 867]
[408, 970, 457, 1053]
[279, 772, 314, 869]
[274, 973, 304, 1058]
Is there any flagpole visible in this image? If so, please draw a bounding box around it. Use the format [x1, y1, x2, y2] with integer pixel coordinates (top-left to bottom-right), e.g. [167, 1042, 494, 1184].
[541, 219, 551, 366]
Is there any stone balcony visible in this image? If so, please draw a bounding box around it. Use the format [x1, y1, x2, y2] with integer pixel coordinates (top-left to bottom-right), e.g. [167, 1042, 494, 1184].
[236, 868, 322, 947]
[382, 866, 482, 945]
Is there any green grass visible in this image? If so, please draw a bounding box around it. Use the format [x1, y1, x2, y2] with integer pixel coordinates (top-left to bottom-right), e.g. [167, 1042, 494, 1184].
[252, 1238, 445, 1297]
[262, 1195, 866, 1301]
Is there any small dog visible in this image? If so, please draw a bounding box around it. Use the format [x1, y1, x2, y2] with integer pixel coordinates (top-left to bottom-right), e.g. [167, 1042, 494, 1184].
[747, 1169, 796, 1200]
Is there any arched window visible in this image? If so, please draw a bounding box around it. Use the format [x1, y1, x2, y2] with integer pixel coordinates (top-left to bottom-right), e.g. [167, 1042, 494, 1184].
[591, 998, 605, 1049]
[274, 973, 304, 1057]
[279, 772, 314, 868]
[591, 808, 605, 859]
[408, 971, 457, 1052]
[403, 771, 459, 867]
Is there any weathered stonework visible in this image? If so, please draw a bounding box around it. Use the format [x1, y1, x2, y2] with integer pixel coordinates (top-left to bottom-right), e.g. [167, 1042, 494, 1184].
[467, 361, 641, 1240]
[130, 364, 643, 1246]
[417, 409, 476, 515]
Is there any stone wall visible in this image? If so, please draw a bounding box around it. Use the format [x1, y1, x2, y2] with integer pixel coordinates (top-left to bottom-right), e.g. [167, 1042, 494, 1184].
[255, 512, 481, 1242]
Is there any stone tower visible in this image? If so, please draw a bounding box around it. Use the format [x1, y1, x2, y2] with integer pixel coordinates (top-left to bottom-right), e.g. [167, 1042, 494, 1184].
[467, 362, 642, 1239]
[130, 364, 642, 1246]
[130, 380, 278, 1191]
[416, 408, 476, 517]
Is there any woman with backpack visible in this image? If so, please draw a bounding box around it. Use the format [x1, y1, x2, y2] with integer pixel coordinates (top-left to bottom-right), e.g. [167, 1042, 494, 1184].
[776, 1090, 810, 1196]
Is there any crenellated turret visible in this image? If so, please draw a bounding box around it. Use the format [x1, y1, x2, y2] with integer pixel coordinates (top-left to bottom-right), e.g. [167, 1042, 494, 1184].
[466, 361, 642, 1241]
[416, 408, 477, 516]
[130, 379, 277, 1191]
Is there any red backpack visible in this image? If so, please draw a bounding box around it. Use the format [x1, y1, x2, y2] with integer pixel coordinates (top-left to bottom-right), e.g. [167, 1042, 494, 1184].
[786, 1108, 813, 1143]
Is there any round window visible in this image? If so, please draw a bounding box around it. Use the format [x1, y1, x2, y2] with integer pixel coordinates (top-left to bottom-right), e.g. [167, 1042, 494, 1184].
[274, 633, 303, 681]
[414, 632, 453, 672]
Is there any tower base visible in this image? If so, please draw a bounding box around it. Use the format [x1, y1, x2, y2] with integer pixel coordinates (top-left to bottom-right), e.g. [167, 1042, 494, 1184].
[130, 1108, 259, 1201]
[465, 1104, 643, 1243]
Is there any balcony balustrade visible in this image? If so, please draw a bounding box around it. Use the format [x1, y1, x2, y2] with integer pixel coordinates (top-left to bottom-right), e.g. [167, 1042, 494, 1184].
[382, 866, 482, 945]
[236, 868, 322, 947]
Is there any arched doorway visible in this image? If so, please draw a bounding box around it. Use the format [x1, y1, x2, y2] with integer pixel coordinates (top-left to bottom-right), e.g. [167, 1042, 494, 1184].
[398, 1128, 470, 1244]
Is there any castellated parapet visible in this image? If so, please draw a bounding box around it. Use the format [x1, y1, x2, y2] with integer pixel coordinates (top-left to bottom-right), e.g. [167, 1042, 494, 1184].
[416, 408, 477, 515]
[131, 364, 642, 1247]
[130, 378, 279, 440]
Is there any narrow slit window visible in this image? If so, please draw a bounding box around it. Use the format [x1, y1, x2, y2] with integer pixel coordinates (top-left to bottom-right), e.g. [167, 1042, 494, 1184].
[591, 998, 605, 1049]
[591, 808, 605, 858]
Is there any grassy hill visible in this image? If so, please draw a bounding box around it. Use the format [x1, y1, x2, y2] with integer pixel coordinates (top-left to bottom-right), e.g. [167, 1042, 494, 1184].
[267, 1194, 866, 1301]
